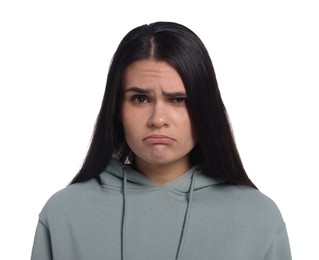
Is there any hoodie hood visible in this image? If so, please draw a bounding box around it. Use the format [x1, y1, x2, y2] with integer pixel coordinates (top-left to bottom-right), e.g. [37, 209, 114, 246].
[32, 157, 291, 260]
[99, 157, 225, 193]
[99, 157, 226, 260]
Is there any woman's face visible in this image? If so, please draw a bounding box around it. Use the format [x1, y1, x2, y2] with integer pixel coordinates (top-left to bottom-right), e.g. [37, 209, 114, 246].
[121, 60, 197, 175]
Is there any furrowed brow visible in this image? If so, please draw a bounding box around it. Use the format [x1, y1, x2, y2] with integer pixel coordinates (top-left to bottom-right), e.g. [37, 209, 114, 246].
[162, 91, 187, 98]
[124, 87, 150, 94]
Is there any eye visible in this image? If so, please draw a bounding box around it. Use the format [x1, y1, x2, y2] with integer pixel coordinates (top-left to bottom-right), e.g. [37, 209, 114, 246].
[131, 95, 149, 104]
[171, 97, 187, 105]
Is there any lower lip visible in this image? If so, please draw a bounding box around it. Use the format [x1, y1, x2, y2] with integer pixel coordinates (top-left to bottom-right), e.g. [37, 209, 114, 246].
[143, 137, 174, 145]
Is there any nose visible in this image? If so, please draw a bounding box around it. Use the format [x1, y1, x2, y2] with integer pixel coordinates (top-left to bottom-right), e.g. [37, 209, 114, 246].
[147, 101, 169, 128]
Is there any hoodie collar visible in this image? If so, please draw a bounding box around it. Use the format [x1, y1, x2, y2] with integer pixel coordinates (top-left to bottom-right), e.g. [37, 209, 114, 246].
[99, 157, 224, 193]
[100, 157, 225, 260]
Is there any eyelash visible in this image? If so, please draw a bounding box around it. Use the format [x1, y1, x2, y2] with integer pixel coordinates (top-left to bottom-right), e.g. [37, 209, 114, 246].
[171, 97, 187, 104]
[130, 95, 187, 105]
[131, 95, 149, 104]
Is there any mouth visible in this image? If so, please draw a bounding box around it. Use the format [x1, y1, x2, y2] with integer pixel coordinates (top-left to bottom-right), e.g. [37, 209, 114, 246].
[142, 134, 175, 145]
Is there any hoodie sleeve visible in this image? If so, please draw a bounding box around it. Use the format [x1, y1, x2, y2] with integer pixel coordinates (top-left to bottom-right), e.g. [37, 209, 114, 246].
[31, 219, 53, 260]
[263, 224, 292, 260]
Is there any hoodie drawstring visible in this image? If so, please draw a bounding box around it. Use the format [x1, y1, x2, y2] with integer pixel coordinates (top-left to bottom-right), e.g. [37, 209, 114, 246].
[121, 167, 197, 260]
[175, 169, 197, 260]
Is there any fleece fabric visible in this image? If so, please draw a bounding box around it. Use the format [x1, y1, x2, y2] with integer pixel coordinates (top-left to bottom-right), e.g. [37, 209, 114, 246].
[31, 158, 291, 260]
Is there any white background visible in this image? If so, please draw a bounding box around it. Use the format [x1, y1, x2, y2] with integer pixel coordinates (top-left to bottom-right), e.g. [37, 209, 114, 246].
[0, 0, 318, 259]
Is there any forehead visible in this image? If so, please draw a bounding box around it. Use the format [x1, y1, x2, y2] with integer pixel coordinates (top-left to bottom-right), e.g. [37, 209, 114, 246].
[123, 60, 185, 91]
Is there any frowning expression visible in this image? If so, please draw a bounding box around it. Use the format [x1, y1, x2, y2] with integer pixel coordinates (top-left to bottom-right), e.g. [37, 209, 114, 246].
[121, 60, 197, 172]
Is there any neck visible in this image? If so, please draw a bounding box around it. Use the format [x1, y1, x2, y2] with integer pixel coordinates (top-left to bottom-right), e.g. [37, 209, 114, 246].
[134, 157, 192, 185]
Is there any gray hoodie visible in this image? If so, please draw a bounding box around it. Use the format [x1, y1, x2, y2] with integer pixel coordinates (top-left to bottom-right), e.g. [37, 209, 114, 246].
[31, 158, 291, 259]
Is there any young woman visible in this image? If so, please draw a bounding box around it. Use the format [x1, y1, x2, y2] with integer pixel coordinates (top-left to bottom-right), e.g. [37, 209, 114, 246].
[31, 21, 291, 260]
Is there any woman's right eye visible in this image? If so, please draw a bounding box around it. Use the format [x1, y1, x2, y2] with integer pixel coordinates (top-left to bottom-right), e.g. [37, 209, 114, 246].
[131, 95, 149, 104]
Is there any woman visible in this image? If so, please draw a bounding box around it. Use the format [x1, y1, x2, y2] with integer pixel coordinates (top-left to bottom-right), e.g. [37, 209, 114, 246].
[31, 21, 291, 259]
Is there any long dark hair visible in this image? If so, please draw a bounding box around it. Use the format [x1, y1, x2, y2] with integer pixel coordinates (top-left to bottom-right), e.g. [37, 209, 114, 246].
[70, 21, 256, 188]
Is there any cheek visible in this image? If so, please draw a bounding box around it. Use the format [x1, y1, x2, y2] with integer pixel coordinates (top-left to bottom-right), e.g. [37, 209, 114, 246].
[120, 107, 131, 138]
[181, 114, 195, 135]
[121, 107, 144, 140]
[121, 117, 134, 137]
[177, 115, 197, 145]
[121, 105, 133, 128]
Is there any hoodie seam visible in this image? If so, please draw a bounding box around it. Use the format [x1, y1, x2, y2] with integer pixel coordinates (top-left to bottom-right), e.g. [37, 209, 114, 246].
[262, 223, 287, 260]
[100, 185, 192, 198]
[38, 216, 50, 231]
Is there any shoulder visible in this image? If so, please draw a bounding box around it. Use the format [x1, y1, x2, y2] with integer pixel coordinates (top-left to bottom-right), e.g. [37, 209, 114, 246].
[38, 178, 101, 222]
[220, 184, 282, 214]
[198, 184, 286, 233]
[220, 184, 285, 229]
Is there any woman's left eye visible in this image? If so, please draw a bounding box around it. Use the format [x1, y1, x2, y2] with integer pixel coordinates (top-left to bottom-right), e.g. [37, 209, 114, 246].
[172, 98, 187, 104]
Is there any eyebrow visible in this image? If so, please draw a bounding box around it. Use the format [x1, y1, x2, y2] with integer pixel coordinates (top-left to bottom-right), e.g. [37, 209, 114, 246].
[124, 87, 150, 94]
[124, 87, 187, 97]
